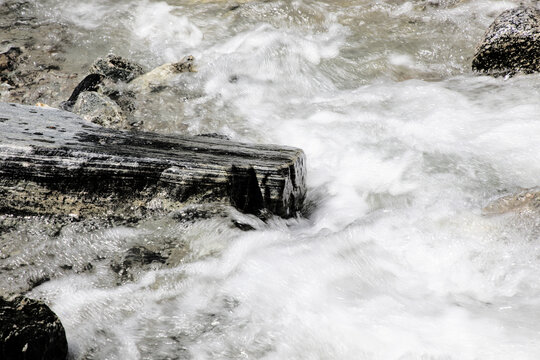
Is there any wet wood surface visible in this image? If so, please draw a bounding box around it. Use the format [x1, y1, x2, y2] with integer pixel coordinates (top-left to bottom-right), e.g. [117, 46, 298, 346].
[0, 103, 306, 218]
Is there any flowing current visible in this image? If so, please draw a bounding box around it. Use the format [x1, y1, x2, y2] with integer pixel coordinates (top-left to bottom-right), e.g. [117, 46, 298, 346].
[2, 0, 540, 358]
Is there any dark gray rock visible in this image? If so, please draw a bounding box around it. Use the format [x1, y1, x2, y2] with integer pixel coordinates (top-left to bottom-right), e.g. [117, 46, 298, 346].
[0, 295, 68, 360]
[59, 74, 104, 111]
[472, 6, 540, 76]
[0, 102, 306, 218]
[91, 54, 145, 83]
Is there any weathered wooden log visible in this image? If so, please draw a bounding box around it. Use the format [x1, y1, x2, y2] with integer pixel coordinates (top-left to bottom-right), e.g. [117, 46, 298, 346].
[0, 102, 306, 218]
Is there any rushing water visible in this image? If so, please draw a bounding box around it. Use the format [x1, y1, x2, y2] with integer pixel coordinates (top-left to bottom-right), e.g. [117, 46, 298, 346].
[2, 0, 540, 358]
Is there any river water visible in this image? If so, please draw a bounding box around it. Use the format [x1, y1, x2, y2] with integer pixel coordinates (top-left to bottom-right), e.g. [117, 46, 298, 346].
[2, 0, 540, 359]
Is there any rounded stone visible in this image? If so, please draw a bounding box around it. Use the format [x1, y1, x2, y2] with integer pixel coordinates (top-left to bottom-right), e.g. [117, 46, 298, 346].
[472, 6, 540, 76]
[0, 296, 68, 360]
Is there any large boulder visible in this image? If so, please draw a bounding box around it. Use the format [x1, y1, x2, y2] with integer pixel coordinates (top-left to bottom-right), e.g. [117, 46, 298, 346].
[472, 6, 540, 76]
[0, 296, 68, 360]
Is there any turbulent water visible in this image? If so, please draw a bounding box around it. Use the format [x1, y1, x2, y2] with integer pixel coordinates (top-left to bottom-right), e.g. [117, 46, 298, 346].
[2, 0, 540, 358]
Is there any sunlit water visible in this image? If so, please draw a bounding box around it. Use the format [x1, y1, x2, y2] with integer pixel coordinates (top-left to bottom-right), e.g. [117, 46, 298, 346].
[2, 0, 540, 358]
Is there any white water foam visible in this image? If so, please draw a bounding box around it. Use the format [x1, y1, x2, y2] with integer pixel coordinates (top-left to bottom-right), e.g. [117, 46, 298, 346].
[130, 1, 203, 63]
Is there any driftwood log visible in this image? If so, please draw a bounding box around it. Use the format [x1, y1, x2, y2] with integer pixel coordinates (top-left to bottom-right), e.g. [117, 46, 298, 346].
[0, 103, 306, 218]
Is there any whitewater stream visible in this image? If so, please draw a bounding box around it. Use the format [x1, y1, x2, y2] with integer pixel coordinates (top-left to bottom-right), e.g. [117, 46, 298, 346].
[1, 0, 540, 358]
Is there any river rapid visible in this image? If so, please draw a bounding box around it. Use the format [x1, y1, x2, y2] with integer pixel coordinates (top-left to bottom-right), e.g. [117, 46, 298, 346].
[1, 0, 540, 359]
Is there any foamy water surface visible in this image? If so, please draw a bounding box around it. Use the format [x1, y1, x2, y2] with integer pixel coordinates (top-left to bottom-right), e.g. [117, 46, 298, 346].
[3, 0, 540, 358]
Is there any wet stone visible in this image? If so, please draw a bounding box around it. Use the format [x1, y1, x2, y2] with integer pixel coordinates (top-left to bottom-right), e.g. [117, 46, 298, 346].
[91, 54, 145, 83]
[472, 6, 540, 76]
[128, 55, 196, 91]
[483, 188, 540, 215]
[111, 246, 168, 283]
[0, 295, 68, 360]
[232, 219, 256, 231]
[60, 73, 104, 111]
[72, 91, 128, 129]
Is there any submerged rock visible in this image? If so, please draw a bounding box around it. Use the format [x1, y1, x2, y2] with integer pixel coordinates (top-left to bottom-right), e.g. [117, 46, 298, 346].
[0, 295, 68, 360]
[111, 246, 168, 283]
[472, 6, 540, 76]
[91, 54, 145, 83]
[72, 91, 128, 129]
[483, 188, 540, 215]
